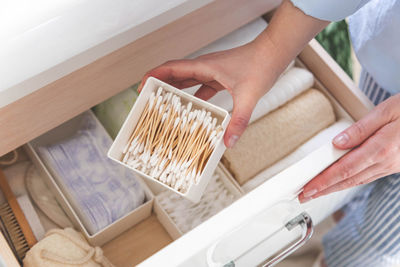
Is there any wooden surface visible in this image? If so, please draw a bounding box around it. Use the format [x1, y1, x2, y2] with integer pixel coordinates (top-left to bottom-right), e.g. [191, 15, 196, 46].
[102, 215, 173, 267]
[0, 0, 281, 157]
[299, 40, 374, 121]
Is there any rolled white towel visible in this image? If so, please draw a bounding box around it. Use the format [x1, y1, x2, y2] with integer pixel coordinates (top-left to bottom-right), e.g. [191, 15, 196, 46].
[185, 67, 313, 122]
[249, 67, 314, 123]
[242, 119, 353, 192]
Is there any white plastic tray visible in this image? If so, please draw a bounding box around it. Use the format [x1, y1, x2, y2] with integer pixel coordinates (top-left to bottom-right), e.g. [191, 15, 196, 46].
[109, 77, 230, 203]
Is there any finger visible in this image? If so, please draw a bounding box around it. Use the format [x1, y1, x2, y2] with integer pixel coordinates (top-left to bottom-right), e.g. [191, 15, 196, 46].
[299, 164, 384, 203]
[332, 105, 391, 150]
[224, 91, 258, 148]
[302, 136, 380, 198]
[138, 73, 151, 93]
[311, 164, 383, 197]
[194, 85, 219, 101]
[150, 59, 216, 84]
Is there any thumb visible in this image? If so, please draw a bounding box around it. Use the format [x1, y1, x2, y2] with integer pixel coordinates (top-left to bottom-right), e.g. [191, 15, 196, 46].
[333, 107, 389, 149]
[224, 92, 258, 148]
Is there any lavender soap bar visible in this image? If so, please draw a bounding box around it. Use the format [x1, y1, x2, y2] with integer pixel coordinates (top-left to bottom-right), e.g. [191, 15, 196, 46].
[37, 112, 145, 235]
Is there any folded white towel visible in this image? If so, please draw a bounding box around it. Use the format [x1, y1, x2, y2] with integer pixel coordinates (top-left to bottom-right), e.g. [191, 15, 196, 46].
[184, 67, 313, 124]
[242, 119, 353, 192]
[37, 112, 145, 235]
[156, 172, 238, 233]
[249, 67, 314, 123]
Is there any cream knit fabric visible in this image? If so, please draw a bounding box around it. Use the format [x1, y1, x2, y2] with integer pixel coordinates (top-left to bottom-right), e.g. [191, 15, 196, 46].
[24, 228, 114, 267]
[223, 89, 335, 185]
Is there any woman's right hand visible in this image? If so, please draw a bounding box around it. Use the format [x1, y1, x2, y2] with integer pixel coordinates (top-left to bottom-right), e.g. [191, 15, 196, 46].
[138, 0, 328, 148]
[138, 40, 284, 148]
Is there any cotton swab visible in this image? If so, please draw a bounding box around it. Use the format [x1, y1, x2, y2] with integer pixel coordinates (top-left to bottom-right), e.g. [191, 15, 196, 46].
[121, 87, 223, 193]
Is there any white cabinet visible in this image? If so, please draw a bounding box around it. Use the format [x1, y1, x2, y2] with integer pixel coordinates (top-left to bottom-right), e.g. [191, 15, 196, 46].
[0, 0, 374, 266]
[140, 144, 361, 266]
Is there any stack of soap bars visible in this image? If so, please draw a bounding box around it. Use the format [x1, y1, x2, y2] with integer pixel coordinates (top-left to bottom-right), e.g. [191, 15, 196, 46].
[122, 87, 223, 193]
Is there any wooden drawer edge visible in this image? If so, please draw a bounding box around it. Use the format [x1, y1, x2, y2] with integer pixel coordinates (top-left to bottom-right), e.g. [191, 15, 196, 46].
[299, 39, 374, 121]
[0, 0, 280, 157]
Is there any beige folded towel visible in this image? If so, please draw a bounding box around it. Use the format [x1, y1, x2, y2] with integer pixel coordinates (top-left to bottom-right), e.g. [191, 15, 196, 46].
[242, 119, 352, 192]
[222, 89, 335, 185]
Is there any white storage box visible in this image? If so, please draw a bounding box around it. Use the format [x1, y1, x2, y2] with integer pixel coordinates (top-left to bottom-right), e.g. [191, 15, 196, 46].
[108, 77, 230, 203]
[24, 111, 154, 246]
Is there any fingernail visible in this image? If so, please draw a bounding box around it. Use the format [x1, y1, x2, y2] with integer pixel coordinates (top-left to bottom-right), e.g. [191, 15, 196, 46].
[333, 133, 349, 146]
[227, 135, 239, 148]
[303, 189, 317, 198]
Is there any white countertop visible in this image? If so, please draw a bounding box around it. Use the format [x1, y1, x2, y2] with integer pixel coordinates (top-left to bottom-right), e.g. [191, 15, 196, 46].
[0, 0, 213, 108]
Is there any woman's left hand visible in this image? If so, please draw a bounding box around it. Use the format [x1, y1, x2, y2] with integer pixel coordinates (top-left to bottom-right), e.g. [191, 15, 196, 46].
[299, 94, 400, 203]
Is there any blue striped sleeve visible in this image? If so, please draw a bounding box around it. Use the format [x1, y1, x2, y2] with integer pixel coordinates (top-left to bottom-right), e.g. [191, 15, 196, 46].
[290, 0, 371, 21]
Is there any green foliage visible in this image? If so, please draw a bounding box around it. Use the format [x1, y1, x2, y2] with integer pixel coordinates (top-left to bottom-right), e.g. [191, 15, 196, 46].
[316, 20, 353, 78]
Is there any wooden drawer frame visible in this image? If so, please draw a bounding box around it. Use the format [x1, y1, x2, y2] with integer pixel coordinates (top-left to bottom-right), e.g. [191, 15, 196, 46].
[0, 0, 280, 157]
[0, 1, 375, 265]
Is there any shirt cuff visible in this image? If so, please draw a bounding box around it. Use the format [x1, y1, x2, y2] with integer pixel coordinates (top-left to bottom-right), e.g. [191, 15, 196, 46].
[291, 0, 366, 21]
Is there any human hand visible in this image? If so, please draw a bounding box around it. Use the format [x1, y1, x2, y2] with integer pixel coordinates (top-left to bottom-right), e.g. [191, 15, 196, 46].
[299, 94, 400, 203]
[138, 0, 328, 148]
[138, 40, 285, 148]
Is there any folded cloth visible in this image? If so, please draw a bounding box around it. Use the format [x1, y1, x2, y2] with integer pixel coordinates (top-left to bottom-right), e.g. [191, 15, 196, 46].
[23, 228, 114, 267]
[242, 119, 353, 192]
[222, 89, 336, 185]
[249, 67, 314, 123]
[37, 112, 145, 235]
[156, 172, 238, 233]
[185, 67, 313, 121]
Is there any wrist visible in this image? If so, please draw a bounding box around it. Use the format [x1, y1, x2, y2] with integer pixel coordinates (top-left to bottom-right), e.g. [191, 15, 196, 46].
[250, 32, 289, 79]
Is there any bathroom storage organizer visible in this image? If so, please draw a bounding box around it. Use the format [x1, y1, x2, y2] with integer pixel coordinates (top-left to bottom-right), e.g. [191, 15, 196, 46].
[109, 77, 230, 203]
[24, 111, 154, 246]
[0, 3, 373, 266]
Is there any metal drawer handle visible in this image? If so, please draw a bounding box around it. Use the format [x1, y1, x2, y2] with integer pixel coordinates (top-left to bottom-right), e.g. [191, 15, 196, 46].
[259, 212, 314, 267]
[215, 212, 313, 267]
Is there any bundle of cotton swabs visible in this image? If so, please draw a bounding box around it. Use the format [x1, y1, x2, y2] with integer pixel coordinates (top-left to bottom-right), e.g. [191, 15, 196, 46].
[122, 87, 223, 193]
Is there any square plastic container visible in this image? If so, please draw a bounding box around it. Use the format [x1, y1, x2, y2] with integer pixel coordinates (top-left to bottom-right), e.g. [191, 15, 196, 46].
[24, 111, 154, 246]
[108, 77, 230, 203]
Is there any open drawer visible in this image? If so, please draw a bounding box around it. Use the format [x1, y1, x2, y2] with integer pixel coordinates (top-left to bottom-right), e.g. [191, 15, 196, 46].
[131, 39, 374, 266]
[0, 38, 374, 267]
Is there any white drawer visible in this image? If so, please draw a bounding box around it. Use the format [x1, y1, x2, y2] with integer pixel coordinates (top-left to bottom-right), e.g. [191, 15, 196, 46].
[135, 39, 373, 266]
[0, 11, 374, 267]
